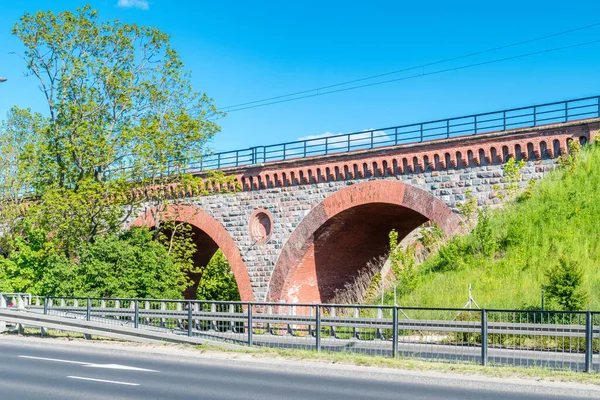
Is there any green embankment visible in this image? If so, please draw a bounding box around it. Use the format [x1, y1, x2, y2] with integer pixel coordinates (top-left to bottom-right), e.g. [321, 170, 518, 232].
[387, 142, 600, 310]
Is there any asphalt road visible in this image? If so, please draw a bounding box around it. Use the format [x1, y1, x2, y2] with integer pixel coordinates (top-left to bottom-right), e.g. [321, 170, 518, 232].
[0, 338, 597, 400]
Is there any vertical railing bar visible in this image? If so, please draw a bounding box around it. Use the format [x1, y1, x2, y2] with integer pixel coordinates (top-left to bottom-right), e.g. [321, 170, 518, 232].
[392, 306, 398, 358]
[533, 106, 537, 126]
[503, 111, 507, 131]
[316, 305, 321, 352]
[474, 115, 477, 135]
[134, 300, 139, 329]
[187, 301, 193, 337]
[585, 311, 593, 372]
[248, 303, 253, 347]
[394, 127, 398, 145]
[370, 130, 374, 149]
[325, 137, 328, 155]
[420, 124, 424, 142]
[446, 119, 450, 139]
[481, 308, 488, 366]
[565, 101, 569, 122]
[86, 298, 91, 322]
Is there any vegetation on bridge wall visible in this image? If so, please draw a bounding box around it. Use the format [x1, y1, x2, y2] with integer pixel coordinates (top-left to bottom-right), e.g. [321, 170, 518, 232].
[383, 140, 599, 310]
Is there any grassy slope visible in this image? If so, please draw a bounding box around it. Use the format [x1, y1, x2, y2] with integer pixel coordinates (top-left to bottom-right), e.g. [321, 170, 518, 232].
[388, 144, 600, 309]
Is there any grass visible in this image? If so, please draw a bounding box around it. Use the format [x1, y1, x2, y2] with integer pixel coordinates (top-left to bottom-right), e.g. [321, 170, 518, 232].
[385, 142, 600, 310]
[194, 343, 600, 385]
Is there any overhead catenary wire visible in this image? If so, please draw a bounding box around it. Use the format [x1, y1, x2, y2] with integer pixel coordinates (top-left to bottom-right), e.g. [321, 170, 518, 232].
[223, 22, 600, 111]
[222, 38, 600, 113]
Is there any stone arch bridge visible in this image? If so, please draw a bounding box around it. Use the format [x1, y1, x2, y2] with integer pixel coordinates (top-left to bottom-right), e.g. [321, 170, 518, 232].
[127, 96, 600, 304]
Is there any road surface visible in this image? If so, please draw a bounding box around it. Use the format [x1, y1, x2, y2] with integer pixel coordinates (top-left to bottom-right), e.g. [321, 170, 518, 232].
[0, 338, 597, 399]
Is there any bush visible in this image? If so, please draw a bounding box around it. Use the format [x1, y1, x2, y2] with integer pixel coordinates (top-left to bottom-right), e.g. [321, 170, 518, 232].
[543, 256, 588, 311]
[196, 250, 240, 301]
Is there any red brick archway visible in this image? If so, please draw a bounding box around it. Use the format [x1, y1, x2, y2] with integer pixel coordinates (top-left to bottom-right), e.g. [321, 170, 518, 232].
[132, 204, 254, 302]
[267, 180, 463, 303]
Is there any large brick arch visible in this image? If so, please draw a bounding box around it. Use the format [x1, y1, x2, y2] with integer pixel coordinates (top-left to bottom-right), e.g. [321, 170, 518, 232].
[131, 204, 254, 301]
[267, 180, 463, 303]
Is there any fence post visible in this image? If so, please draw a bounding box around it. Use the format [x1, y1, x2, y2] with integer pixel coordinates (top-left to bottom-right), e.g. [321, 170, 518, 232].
[134, 300, 139, 329]
[187, 301, 193, 337]
[392, 306, 399, 358]
[86, 298, 91, 322]
[585, 311, 593, 373]
[315, 305, 321, 352]
[43, 297, 48, 315]
[481, 309, 488, 366]
[248, 303, 253, 347]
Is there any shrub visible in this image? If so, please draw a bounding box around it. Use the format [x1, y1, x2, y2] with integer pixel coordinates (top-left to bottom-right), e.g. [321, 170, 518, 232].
[543, 256, 588, 311]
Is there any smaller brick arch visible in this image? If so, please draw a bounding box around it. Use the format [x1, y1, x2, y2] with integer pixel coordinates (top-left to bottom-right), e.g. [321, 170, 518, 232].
[131, 204, 254, 301]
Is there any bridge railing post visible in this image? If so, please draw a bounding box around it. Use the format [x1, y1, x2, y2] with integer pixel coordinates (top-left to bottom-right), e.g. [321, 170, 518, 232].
[394, 127, 398, 146]
[247, 303, 253, 347]
[43, 297, 48, 315]
[134, 300, 139, 329]
[585, 311, 593, 372]
[315, 305, 321, 352]
[392, 306, 399, 358]
[86, 298, 91, 321]
[481, 308, 488, 366]
[188, 301, 193, 337]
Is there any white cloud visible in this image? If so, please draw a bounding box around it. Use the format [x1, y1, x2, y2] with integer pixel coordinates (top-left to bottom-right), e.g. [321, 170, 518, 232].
[117, 0, 150, 10]
[298, 131, 341, 141]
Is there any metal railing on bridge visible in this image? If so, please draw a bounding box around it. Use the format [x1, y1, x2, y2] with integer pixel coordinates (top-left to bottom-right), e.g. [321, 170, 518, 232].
[2, 293, 600, 373]
[186, 95, 600, 172]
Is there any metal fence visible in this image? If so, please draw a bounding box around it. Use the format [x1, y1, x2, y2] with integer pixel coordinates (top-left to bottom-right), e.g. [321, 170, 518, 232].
[2, 293, 599, 373]
[185, 95, 600, 172]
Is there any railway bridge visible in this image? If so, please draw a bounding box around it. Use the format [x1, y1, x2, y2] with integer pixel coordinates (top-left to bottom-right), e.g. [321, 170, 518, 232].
[128, 96, 600, 303]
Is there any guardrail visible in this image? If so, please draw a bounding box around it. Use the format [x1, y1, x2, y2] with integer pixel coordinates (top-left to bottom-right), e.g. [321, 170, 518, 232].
[2, 294, 599, 373]
[184, 95, 600, 172]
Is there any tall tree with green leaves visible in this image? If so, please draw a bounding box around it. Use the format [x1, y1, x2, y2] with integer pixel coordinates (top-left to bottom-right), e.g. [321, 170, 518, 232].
[6, 5, 226, 248]
[0, 5, 233, 297]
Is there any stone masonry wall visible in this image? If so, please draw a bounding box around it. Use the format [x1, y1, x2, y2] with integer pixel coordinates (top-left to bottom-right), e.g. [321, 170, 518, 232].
[126, 157, 557, 301]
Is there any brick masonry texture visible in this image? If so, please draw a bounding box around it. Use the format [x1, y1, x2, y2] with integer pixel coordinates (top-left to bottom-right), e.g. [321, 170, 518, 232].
[126, 120, 598, 302]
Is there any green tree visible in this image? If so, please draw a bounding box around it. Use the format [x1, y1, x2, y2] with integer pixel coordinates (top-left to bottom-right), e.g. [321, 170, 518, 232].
[196, 250, 241, 301]
[543, 256, 588, 311]
[0, 5, 236, 298]
[7, 5, 225, 253]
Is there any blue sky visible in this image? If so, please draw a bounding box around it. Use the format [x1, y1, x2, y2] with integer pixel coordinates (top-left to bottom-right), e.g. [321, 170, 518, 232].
[1, 0, 600, 153]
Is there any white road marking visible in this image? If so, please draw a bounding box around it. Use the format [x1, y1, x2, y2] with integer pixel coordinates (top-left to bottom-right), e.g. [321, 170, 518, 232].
[67, 376, 140, 386]
[18, 355, 158, 372]
[18, 356, 87, 365]
[84, 363, 158, 372]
